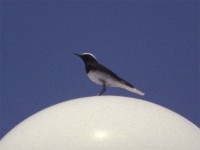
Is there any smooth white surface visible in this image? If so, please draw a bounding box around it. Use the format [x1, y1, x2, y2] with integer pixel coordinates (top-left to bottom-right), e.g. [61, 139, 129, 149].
[0, 96, 200, 150]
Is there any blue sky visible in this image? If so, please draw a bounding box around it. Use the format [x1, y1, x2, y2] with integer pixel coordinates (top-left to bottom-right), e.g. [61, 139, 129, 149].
[1, 1, 199, 139]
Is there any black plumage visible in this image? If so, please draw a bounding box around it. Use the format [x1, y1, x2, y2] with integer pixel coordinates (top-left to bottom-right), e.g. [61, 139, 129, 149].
[74, 53, 144, 96]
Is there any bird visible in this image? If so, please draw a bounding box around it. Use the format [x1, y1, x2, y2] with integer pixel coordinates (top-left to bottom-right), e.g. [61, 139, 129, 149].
[74, 53, 145, 96]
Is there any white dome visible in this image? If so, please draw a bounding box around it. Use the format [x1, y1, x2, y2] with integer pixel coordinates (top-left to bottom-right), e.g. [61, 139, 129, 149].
[0, 96, 199, 150]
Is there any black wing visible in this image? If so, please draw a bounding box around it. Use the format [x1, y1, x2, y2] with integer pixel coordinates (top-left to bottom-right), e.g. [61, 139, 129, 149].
[90, 62, 134, 88]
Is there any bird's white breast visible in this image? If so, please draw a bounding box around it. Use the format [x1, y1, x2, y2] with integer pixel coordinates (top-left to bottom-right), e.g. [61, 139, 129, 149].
[87, 70, 120, 87]
[87, 70, 144, 95]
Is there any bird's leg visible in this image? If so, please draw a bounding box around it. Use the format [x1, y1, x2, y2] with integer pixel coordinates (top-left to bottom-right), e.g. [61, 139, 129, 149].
[98, 84, 106, 96]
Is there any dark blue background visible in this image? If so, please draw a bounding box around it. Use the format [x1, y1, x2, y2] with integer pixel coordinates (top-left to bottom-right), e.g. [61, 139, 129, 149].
[1, 1, 199, 139]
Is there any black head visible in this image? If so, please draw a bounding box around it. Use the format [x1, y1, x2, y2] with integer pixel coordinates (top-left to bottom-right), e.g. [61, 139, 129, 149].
[74, 53, 98, 73]
[74, 53, 97, 63]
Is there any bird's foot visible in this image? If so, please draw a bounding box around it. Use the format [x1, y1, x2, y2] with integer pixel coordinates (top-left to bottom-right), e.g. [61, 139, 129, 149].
[97, 85, 106, 96]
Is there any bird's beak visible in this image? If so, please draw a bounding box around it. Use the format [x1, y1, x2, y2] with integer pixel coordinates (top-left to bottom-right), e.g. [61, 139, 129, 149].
[74, 53, 81, 57]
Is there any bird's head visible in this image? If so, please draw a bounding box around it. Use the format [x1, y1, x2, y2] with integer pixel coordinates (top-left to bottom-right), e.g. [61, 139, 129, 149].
[74, 53, 97, 63]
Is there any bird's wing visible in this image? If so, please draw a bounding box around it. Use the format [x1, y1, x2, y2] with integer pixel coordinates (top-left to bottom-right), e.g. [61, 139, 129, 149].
[93, 63, 134, 88]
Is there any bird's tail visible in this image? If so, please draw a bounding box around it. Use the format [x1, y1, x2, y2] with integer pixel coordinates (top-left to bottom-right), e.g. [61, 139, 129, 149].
[125, 86, 145, 96]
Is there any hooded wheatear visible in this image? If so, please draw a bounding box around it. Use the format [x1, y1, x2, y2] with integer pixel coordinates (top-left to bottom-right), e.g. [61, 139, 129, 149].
[74, 53, 144, 96]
